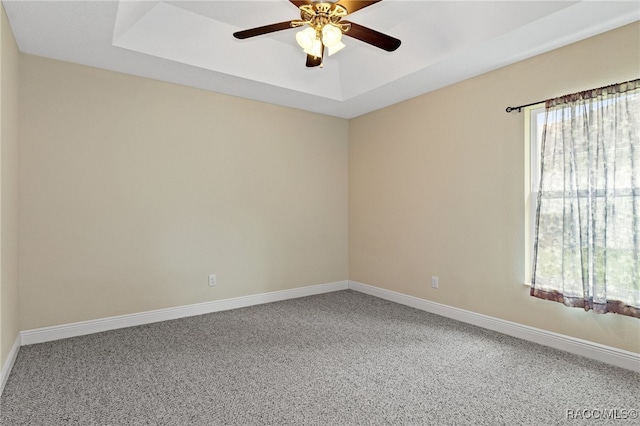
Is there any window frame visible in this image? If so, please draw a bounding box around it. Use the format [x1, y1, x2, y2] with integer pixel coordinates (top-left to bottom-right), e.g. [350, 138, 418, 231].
[524, 103, 545, 286]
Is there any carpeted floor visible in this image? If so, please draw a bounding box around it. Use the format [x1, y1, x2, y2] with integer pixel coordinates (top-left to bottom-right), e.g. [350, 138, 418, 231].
[1, 290, 638, 425]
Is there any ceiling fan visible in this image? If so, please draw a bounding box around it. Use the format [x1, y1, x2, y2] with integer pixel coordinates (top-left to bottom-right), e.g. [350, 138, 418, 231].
[233, 0, 401, 68]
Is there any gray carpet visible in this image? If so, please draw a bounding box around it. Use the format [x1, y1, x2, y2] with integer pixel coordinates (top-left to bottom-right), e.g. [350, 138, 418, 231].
[1, 290, 638, 425]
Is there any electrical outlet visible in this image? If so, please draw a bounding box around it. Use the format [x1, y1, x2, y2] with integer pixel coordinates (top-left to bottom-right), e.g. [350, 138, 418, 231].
[208, 274, 216, 287]
[431, 276, 439, 289]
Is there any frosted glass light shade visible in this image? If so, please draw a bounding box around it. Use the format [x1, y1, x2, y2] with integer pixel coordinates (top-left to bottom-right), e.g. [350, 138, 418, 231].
[296, 27, 317, 50]
[321, 24, 342, 47]
[303, 38, 323, 58]
[327, 41, 345, 56]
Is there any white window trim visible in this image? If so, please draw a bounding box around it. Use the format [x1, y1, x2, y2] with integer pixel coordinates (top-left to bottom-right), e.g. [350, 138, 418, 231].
[524, 104, 545, 286]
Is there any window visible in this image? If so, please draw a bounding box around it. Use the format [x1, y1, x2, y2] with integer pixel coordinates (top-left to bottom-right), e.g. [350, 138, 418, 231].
[527, 80, 639, 317]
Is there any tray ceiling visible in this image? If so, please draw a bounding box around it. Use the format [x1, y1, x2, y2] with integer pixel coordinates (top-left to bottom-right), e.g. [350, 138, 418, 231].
[4, 1, 639, 118]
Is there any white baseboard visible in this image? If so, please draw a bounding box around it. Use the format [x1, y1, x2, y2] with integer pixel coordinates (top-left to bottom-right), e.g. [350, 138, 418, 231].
[1, 334, 21, 397]
[14, 279, 639, 376]
[348, 280, 640, 373]
[21, 280, 349, 346]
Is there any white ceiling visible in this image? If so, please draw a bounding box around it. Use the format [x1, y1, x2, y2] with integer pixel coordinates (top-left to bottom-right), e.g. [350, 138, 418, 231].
[3, 1, 639, 118]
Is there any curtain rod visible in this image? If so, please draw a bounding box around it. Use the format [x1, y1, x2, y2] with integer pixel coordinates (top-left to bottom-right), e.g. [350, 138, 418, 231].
[505, 101, 543, 113]
[505, 78, 640, 113]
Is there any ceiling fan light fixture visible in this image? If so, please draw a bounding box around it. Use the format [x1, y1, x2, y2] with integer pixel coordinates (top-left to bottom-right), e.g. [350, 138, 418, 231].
[321, 24, 342, 48]
[295, 27, 317, 50]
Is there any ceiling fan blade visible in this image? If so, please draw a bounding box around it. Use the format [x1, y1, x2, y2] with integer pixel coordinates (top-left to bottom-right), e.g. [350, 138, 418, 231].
[306, 43, 324, 68]
[342, 21, 401, 52]
[336, 0, 381, 15]
[233, 21, 295, 39]
[306, 54, 322, 68]
[289, 0, 312, 8]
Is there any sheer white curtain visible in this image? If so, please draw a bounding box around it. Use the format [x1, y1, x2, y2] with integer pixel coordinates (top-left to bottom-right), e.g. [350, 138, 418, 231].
[531, 79, 640, 318]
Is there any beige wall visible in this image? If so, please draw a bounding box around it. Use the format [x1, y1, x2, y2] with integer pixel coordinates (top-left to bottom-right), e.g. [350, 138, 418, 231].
[0, 4, 20, 370]
[19, 55, 349, 329]
[349, 22, 640, 353]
